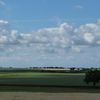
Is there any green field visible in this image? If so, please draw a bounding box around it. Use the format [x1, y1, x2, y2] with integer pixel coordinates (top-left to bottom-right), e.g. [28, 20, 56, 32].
[0, 72, 100, 92]
[1, 72, 100, 87]
[0, 72, 88, 86]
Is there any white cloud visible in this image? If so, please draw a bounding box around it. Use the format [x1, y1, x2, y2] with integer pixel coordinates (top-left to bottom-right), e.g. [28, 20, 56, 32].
[0, 20, 8, 25]
[74, 5, 83, 9]
[1, 19, 100, 54]
[0, 35, 7, 44]
[84, 33, 94, 43]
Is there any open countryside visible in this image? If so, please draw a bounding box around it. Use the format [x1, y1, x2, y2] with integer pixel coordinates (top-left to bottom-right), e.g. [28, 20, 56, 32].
[0, 0, 100, 99]
[0, 67, 100, 100]
[0, 72, 85, 87]
[0, 67, 100, 89]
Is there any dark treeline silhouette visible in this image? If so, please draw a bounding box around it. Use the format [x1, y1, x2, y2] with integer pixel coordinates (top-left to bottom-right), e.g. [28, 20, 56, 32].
[84, 70, 100, 86]
[0, 67, 96, 73]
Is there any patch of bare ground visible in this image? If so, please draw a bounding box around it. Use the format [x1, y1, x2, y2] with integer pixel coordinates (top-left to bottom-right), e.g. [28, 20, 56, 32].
[0, 92, 100, 100]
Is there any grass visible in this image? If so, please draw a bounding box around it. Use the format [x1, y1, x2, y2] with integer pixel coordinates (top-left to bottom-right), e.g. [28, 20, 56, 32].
[0, 72, 99, 92]
[0, 72, 85, 78]
[0, 72, 85, 86]
[0, 86, 100, 93]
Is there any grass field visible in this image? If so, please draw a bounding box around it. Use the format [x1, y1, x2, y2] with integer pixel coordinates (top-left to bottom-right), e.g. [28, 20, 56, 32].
[0, 72, 86, 86]
[0, 72, 99, 92]
[0, 72, 94, 86]
[0, 71, 99, 99]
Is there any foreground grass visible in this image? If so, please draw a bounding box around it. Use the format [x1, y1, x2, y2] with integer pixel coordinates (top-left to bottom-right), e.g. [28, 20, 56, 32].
[0, 86, 100, 93]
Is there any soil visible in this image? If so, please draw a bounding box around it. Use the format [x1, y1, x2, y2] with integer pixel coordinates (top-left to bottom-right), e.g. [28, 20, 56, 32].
[0, 92, 100, 100]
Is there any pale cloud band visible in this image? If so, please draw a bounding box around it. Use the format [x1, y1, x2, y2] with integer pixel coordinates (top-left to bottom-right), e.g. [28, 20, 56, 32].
[0, 19, 100, 54]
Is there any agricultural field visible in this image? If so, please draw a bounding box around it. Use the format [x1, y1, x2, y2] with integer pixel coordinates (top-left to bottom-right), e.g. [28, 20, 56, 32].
[0, 72, 86, 86]
[0, 71, 100, 92]
[0, 71, 100, 100]
[0, 71, 100, 86]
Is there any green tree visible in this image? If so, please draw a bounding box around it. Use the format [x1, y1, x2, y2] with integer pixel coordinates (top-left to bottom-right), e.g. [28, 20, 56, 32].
[84, 70, 100, 86]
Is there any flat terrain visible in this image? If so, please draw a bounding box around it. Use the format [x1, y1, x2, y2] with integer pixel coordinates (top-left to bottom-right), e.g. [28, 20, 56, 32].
[0, 72, 87, 86]
[0, 92, 100, 100]
[0, 72, 100, 100]
[0, 71, 100, 86]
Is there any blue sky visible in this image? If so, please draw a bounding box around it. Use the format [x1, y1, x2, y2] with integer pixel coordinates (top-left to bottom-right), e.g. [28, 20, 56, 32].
[0, 0, 100, 67]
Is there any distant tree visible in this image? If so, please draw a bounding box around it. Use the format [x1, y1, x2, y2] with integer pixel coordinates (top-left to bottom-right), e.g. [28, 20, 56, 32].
[84, 70, 100, 86]
[70, 67, 75, 72]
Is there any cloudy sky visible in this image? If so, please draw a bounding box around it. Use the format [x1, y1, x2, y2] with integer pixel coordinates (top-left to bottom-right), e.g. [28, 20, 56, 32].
[0, 0, 100, 67]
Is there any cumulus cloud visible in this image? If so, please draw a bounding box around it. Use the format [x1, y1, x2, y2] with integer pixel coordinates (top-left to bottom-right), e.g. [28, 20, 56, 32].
[0, 20, 8, 24]
[74, 5, 83, 9]
[1, 19, 100, 54]
[74, 20, 100, 47]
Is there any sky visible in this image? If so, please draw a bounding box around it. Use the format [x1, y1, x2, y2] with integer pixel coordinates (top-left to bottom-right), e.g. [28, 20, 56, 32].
[0, 0, 100, 67]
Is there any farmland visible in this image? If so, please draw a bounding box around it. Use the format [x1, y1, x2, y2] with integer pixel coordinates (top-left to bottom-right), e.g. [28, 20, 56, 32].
[0, 69, 100, 100]
[0, 72, 86, 86]
[0, 68, 99, 92]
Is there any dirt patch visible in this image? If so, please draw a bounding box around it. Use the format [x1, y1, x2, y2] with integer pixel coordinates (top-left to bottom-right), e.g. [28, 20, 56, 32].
[0, 92, 100, 100]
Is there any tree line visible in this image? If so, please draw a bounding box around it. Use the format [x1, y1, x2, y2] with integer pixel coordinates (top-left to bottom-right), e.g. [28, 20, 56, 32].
[84, 70, 100, 86]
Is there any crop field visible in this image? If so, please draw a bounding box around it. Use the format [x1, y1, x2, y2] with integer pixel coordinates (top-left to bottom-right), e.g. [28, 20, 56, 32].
[0, 72, 89, 86]
[0, 72, 100, 92]
[0, 71, 100, 100]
